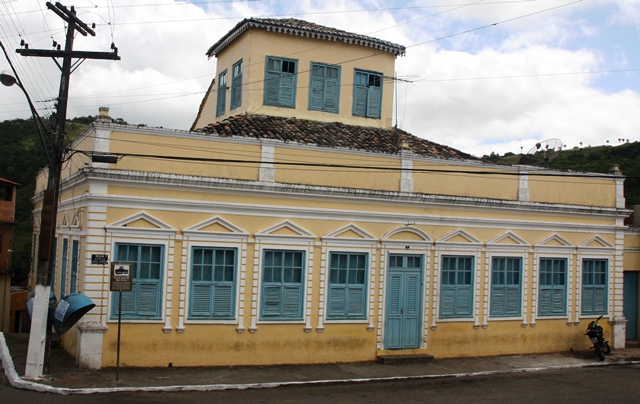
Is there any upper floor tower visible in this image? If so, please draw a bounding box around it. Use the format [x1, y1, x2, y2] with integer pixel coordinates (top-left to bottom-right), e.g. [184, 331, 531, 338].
[192, 18, 406, 130]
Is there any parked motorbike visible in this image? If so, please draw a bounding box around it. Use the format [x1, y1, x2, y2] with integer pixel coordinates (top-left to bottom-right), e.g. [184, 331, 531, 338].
[585, 315, 611, 361]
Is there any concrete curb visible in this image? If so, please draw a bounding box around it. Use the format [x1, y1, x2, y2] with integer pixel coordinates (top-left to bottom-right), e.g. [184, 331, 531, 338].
[2, 333, 640, 395]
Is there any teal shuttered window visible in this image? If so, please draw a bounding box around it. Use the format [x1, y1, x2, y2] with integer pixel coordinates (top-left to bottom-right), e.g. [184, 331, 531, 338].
[260, 250, 304, 320]
[327, 252, 367, 320]
[60, 238, 68, 297]
[111, 243, 163, 319]
[353, 70, 382, 119]
[538, 258, 567, 316]
[189, 248, 236, 319]
[309, 63, 340, 113]
[490, 257, 522, 317]
[216, 70, 227, 117]
[231, 60, 243, 110]
[581, 258, 608, 315]
[264, 57, 297, 108]
[69, 240, 78, 293]
[439, 256, 474, 318]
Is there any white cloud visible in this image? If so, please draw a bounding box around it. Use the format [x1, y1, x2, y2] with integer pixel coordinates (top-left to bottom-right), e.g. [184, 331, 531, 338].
[1, 0, 639, 157]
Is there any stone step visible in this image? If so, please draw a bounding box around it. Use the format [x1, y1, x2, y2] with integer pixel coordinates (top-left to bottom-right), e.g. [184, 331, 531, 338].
[377, 353, 436, 365]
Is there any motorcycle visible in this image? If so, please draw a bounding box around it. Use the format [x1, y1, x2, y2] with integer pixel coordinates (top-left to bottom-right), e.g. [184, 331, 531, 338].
[585, 315, 611, 361]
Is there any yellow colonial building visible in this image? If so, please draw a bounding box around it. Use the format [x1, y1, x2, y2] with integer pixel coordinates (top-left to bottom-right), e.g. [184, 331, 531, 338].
[31, 18, 634, 369]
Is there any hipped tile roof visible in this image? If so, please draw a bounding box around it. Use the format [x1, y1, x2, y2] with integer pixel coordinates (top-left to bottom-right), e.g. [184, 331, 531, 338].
[195, 114, 476, 161]
[206, 17, 406, 58]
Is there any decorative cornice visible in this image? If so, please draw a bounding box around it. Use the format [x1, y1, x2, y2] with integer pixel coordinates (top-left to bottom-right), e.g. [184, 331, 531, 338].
[206, 18, 406, 58]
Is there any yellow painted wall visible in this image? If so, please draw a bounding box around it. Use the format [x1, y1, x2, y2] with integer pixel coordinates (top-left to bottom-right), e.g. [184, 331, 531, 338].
[623, 231, 640, 270]
[90, 194, 620, 366]
[274, 147, 400, 191]
[426, 320, 605, 358]
[205, 29, 397, 129]
[42, 121, 629, 368]
[528, 175, 617, 207]
[100, 323, 376, 367]
[413, 163, 518, 200]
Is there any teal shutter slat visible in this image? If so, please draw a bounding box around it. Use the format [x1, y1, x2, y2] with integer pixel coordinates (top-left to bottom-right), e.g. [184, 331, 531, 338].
[191, 284, 212, 317]
[490, 286, 505, 316]
[265, 72, 280, 105]
[406, 276, 419, 315]
[231, 69, 242, 110]
[309, 77, 324, 109]
[60, 238, 68, 297]
[552, 286, 565, 313]
[213, 284, 233, 317]
[216, 71, 227, 117]
[216, 86, 225, 116]
[389, 275, 401, 314]
[328, 286, 346, 317]
[70, 240, 78, 293]
[367, 86, 381, 118]
[582, 288, 595, 313]
[279, 74, 295, 107]
[262, 285, 282, 316]
[440, 287, 456, 317]
[539, 288, 552, 314]
[325, 79, 338, 112]
[594, 287, 606, 313]
[505, 287, 520, 315]
[282, 286, 301, 317]
[456, 286, 472, 316]
[353, 86, 367, 116]
[138, 282, 159, 316]
[347, 287, 365, 317]
[119, 284, 137, 316]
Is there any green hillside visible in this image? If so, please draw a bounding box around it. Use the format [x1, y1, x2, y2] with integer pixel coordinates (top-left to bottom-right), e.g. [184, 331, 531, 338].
[0, 117, 90, 285]
[483, 142, 640, 207]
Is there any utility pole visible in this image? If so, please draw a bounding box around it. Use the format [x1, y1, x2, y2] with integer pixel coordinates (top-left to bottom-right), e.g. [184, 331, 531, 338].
[17, 1, 119, 379]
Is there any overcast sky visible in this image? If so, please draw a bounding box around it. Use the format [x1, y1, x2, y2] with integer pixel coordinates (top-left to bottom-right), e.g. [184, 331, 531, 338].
[1, 0, 639, 157]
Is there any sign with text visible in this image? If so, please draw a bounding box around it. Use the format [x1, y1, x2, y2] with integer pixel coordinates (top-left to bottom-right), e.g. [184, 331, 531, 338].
[91, 254, 109, 265]
[110, 262, 132, 291]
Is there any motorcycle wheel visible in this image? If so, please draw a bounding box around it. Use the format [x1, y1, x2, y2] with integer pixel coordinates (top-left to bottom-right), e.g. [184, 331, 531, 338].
[595, 343, 605, 361]
[604, 342, 611, 355]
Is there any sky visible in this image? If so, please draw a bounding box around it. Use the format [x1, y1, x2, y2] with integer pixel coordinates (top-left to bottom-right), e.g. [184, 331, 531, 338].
[1, 0, 639, 157]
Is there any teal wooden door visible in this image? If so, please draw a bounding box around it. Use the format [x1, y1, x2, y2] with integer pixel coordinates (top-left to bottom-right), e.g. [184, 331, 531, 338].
[624, 271, 638, 340]
[384, 254, 423, 349]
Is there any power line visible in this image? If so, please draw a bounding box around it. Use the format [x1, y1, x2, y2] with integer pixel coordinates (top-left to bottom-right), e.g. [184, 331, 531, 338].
[75, 148, 632, 181]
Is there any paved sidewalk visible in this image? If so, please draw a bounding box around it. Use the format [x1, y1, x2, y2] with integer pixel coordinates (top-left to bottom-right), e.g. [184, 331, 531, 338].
[2, 332, 640, 395]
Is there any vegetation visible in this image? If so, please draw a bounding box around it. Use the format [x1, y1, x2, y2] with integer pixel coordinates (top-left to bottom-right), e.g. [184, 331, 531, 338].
[1, 115, 98, 285]
[483, 142, 640, 206]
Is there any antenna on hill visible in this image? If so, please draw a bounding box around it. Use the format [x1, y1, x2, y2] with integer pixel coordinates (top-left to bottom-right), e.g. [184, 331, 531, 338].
[520, 138, 563, 167]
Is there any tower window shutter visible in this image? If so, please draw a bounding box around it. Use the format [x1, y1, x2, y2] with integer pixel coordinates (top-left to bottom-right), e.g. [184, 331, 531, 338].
[279, 73, 295, 107]
[325, 79, 338, 112]
[353, 86, 367, 116]
[309, 77, 324, 109]
[367, 86, 381, 118]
